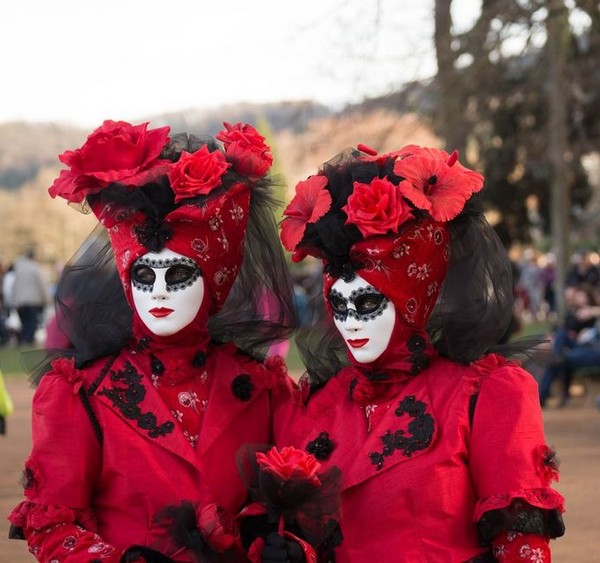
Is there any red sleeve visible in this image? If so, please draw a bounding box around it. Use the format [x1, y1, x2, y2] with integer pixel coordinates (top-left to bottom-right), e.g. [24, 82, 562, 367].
[8, 361, 118, 561]
[468, 359, 564, 520]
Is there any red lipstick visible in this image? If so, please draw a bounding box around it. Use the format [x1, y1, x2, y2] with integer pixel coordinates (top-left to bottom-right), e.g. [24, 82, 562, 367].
[348, 338, 369, 348]
[149, 307, 174, 318]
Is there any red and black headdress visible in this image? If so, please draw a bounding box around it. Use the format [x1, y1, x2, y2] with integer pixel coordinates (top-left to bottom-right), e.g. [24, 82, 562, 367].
[46, 120, 297, 365]
[281, 144, 514, 373]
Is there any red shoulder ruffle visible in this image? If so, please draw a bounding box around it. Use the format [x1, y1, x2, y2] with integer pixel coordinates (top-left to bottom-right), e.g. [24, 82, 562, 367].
[474, 487, 565, 521]
[8, 501, 98, 532]
[49, 357, 84, 394]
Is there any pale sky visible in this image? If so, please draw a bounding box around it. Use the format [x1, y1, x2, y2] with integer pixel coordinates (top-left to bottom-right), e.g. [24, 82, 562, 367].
[1, 0, 481, 127]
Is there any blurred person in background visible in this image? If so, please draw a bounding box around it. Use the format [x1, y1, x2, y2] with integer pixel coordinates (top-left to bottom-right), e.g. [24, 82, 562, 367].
[10, 248, 51, 345]
[540, 283, 600, 408]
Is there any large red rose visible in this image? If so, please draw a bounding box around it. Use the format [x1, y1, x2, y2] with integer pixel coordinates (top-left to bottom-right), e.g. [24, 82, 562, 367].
[167, 146, 231, 202]
[216, 122, 273, 177]
[280, 175, 331, 252]
[48, 120, 171, 203]
[343, 176, 415, 237]
[393, 145, 484, 221]
[255, 446, 321, 487]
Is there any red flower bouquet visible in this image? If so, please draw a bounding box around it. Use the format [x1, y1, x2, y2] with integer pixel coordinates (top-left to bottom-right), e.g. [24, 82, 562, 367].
[343, 176, 415, 237]
[216, 122, 273, 177]
[48, 120, 171, 203]
[238, 445, 342, 562]
[167, 146, 232, 202]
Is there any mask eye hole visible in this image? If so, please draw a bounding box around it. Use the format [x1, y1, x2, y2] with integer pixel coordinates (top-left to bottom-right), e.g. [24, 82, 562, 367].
[353, 293, 386, 315]
[132, 265, 156, 286]
[165, 265, 197, 286]
[329, 292, 348, 314]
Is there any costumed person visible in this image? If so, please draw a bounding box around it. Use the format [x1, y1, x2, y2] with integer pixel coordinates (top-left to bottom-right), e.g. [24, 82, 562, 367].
[275, 144, 566, 561]
[8, 120, 299, 562]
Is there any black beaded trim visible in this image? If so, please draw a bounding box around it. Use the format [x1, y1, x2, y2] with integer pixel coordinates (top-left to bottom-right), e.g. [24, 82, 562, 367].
[150, 354, 165, 375]
[368, 395, 434, 470]
[134, 256, 198, 269]
[232, 374, 254, 401]
[131, 256, 201, 293]
[306, 431, 335, 460]
[192, 351, 207, 368]
[329, 286, 389, 322]
[407, 334, 430, 375]
[100, 361, 175, 438]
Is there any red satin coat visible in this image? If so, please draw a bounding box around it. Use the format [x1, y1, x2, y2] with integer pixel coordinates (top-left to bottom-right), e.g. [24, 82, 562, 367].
[278, 354, 565, 562]
[9, 342, 295, 562]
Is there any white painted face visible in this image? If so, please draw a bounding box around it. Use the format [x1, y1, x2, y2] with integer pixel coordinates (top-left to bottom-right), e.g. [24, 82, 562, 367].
[131, 248, 205, 337]
[329, 274, 396, 364]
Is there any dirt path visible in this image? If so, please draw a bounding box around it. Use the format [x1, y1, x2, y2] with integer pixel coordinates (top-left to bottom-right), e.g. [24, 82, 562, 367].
[1, 376, 599, 562]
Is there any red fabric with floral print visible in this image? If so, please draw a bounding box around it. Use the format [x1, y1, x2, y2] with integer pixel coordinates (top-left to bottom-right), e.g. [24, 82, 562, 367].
[492, 531, 551, 562]
[94, 183, 251, 311]
[322, 219, 450, 329]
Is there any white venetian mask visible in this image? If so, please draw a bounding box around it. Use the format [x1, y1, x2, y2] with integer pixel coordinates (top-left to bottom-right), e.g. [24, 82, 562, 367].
[131, 248, 205, 337]
[329, 274, 396, 364]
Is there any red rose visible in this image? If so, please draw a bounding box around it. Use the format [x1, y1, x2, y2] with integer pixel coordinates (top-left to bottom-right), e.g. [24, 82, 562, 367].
[255, 446, 321, 487]
[216, 122, 273, 177]
[48, 120, 171, 203]
[393, 145, 484, 221]
[343, 177, 415, 237]
[280, 175, 331, 252]
[168, 146, 231, 202]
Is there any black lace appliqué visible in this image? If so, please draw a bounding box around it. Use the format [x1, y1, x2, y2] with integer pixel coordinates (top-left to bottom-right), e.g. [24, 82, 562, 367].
[477, 498, 565, 545]
[306, 431, 335, 460]
[368, 395, 434, 470]
[100, 361, 175, 438]
[135, 219, 173, 252]
[407, 334, 430, 375]
[232, 374, 254, 401]
[134, 337, 151, 353]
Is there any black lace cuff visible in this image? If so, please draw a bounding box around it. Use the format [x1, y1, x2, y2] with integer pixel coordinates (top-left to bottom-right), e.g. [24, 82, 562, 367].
[477, 498, 565, 546]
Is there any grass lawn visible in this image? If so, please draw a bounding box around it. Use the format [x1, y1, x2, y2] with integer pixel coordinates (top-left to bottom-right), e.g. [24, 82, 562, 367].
[0, 345, 37, 376]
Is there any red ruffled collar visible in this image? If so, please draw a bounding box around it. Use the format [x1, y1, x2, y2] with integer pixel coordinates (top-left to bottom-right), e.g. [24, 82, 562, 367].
[346, 313, 437, 407]
[130, 303, 211, 386]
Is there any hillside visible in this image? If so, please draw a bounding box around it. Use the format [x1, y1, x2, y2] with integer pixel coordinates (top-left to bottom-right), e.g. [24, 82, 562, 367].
[0, 98, 438, 267]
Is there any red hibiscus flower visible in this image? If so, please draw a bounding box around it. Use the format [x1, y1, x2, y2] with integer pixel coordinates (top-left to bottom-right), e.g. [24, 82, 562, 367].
[168, 146, 231, 202]
[48, 120, 171, 203]
[392, 145, 484, 221]
[280, 175, 331, 252]
[216, 122, 273, 177]
[343, 176, 415, 237]
[255, 446, 322, 487]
